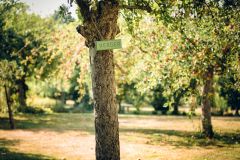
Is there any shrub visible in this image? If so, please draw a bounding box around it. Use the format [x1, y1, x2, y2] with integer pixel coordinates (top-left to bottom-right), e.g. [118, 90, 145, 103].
[71, 102, 93, 113]
[18, 106, 45, 114]
[51, 103, 68, 113]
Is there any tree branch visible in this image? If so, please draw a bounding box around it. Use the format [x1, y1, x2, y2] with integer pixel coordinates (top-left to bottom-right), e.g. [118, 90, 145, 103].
[75, 0, 91, 20]
[114, 62, 127, 74]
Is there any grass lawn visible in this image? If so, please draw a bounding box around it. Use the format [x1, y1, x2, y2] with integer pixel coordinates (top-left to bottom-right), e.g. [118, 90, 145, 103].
[0, 113, 239, 160]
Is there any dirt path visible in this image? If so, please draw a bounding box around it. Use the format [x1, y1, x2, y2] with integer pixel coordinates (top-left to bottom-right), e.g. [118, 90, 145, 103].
[0, 114, 239, 160]
[0, 129, 215, 160]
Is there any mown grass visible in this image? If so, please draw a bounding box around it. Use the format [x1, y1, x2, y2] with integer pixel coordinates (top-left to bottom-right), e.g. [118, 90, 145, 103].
[0, 113, 94, 133]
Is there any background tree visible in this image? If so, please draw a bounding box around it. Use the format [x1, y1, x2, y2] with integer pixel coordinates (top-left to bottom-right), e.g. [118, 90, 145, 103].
[0, 0, 59, 111]
[120, 0, 239, 138]
[168, 1, 240, 138]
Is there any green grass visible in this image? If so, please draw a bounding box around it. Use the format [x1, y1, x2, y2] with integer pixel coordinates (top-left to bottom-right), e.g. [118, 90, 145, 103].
[0, 113, 94, 133]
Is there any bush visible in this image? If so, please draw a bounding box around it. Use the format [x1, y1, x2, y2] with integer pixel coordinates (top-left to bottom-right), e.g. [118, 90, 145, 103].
[18, 106, 45, 114]
[51, 103, 69, 113]
[152, 110, 158, 115]
[133, 110, 140, 115]
[182, 111, 187, 116]
[71, 102, 93, 113]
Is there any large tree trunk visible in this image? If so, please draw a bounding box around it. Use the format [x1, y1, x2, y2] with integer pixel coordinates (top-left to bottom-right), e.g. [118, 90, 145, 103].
[202, 67, 214, 138]
[90, 48, 120, 160]
[17, 77, 28, 109]
[4, 85, 15, 129]
[76, 1, 120, 159]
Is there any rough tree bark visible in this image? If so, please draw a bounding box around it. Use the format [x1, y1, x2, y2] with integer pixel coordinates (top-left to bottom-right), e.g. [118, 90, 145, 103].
[4, 85, 15, 129]
[202, 67, 214, 138]
[76, 1, 120, 159]
[90, 47, 120, 159]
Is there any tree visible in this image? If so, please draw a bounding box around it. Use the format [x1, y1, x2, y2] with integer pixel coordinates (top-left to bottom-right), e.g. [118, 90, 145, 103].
[139, 1, 239, 138]
[69, 0, 154, 159]
[0, 0, 62, 111]
[169, 1, 239, 138]
[120, 0, 239, 139]
[0, 1, 22, 127]
[72, 1, 120, 159]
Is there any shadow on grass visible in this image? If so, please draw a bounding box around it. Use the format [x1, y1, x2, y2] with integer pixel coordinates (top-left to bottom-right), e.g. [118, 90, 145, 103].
[120, 128, 240, 147]
[0, 139, 55, 160]
[1, 114, 239, 149]
[0, 114, 94, 133]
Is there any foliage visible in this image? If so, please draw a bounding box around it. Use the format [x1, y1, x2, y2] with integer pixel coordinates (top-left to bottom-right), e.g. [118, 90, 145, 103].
[0, 60, 21, 87]
[0, 0, 62, 111]
[53, 4, 75, 24]
[51, 103, 69, 113]
[118, 1, 239, 116]
[219, 74, 240, 115]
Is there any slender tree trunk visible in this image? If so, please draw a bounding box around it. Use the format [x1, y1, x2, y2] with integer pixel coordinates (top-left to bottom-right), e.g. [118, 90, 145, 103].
[0, 88, 4, 113]
[17, 77, 28, 108]
[60, 79, 66, 104]
[172, 101, 179, 115]
[60, 92, 66, 104]
[172, 89, 184, 115]
[235, 107, 239, 116]
[190, 96, 197, 114]
[118, 98, 124, 113]
[4, 86, 15, 129]
[90, 48, 120, 160]
[202, 67, 214, 138]
[119, 102, 125, 114]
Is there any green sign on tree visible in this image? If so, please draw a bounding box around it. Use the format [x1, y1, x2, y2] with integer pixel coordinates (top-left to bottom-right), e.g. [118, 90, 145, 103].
[95, 39, 122, 51]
